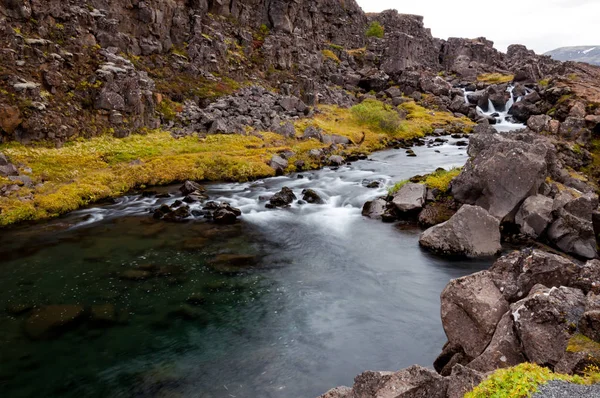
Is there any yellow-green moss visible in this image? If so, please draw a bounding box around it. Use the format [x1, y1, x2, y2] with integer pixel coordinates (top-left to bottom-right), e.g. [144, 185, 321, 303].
[567, 334, 600, 357]
[477, 73, 515, 84]
[466, 363, 599, 398]
[424, 167, 462, 192]
[539, 79, 551, 88]
[388, 179, 410, 195]
[321, 49, 341, 64]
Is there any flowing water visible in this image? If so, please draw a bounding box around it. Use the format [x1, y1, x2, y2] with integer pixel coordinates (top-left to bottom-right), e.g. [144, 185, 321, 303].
[464, 86, 526, 132]
[0, 137, 493, 398]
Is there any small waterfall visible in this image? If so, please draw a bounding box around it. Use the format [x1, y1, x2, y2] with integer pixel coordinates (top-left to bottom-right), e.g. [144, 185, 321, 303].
[463, 85, 525, 133]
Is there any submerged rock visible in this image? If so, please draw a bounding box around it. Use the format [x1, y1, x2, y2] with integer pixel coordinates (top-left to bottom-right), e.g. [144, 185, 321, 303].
[24, 305, 87, 340]
[419, 205, 501, 257]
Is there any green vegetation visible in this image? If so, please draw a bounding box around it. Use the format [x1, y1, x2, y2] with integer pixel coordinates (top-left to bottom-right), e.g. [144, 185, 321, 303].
[321, 49, 341, 64]
[538, 79, 551, 88]
[365, 21, 384, 38]
[466, 363, 600, 398]
[388, 179, 410, 195]
[328, 43, 344, 51]
[156, 98, 183, 122]
[424, 167, 462, 192]
[351, 99, 404, 134]
[477, 73, 515, 84]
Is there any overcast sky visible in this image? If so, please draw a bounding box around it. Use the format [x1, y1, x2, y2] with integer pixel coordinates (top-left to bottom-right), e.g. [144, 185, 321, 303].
[355, 0, 600, 54]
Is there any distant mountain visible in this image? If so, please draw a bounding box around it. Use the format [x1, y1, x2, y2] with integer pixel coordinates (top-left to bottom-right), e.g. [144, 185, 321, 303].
[545, 46, 600, 65]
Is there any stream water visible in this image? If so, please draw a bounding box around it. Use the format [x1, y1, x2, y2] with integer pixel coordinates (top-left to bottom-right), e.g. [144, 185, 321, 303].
[464, 86, 526, 132]
[0, 137, 493, 398]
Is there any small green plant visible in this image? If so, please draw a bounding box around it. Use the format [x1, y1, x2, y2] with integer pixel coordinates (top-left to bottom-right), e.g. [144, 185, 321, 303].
[328, 43, 344, 51]
[350, 99, 404, 134]
[365, 21, 384, 39]
[538, 79, 550, 88]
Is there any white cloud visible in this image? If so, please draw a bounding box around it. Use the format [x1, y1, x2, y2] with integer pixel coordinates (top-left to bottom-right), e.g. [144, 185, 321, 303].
[355, 0, 600, 53]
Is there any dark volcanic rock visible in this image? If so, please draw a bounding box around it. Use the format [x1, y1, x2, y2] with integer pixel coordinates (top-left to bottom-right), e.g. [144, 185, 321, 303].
[302, 189, 324, 204]
[24, 305, 87, 340]
[267, 187, 296, 208]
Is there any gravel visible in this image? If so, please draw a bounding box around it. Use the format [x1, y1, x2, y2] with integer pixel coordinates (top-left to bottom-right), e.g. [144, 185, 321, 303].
[533, 380, 600, 398]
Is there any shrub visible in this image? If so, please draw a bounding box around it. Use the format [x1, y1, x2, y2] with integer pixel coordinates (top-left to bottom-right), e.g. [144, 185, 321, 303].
[366, 21, 384, 38]
[351, 99, 403, 134]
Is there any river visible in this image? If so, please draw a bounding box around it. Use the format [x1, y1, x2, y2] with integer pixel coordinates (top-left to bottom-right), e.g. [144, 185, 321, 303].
[0, 136, 493, 398]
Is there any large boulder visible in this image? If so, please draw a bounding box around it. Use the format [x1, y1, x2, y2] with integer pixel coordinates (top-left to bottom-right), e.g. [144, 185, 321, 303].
[512, 285, 586, 366]
[440, 271, 510, 358]
[362, 199, 388, 219]
[548, 192, 598, 259]
[452, 131, 550, 220]
[515, 195, 553, 238]
[419, 205, 501, 257]
[392, 183, 427, 213]
[269, 155, 289, 175]
[267, 187, 296, 208]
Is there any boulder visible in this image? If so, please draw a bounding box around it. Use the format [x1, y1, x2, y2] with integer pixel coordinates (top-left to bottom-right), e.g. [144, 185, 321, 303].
[419, 205, 501, 257]
[579, 310, 600, 342]
[0, 105, 22, 134]
[179, 181, 205, 195]
[392, 183, 426, 213]
[527, 115, 552, 134]
[275, 121, 296, 138]
[303, 126, 323, 141]
[452, 131, 549, 220]
[349, 366, 448, 398]
[328, 155, 345, 166]
[440, 270, 510, 358]
[268, 187, 296, 208]
[318, 387, 351, 398]
[302, 189, 324, 204]
[269, 155, 289, 175]
[489, 249, 581, 303]
[213, 204, 241, 225]
[512, 285, 586, 366]
[548, 192, 598, 259]
[508, 101, 538, 122]
[515, 195, 553, 238]
[24, 305, 88, 340]
[362, 199, 388, 219]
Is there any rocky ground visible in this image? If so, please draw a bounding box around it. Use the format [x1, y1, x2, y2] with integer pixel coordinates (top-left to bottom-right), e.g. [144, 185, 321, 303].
[1, 0, 600, 397]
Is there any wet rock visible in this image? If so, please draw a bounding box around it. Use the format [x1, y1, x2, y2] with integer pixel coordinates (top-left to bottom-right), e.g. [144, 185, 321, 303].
[302, 189, 324, 204]
[440, 271, 509, 358]
[24, 305, 87, 340]
[179, 181, 205, 196]
[406, 149, 417, 157]
[419, 205, 501, 257]
[362, 199, 388, 220]
[90, 304, 122, 326]
[392, 183, 426, 213]
[267, 187, 296, 208]
[162, 205, 191, 222]
[515, 195, 553, 238]
[214, 205, 241, 225]
[6, 303, 33, 316]
[186, 294, 206, 306]
[328, 155, 345, 166]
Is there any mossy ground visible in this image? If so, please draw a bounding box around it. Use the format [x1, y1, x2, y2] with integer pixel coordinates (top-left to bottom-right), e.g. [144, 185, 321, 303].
[388, 167, 462, 195]
[466, 363, 600, 398]
[477, 73, 515, 84]
[0, 100, 472, 227]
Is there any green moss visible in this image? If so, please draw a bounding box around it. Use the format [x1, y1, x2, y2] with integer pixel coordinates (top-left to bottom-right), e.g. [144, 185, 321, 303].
[539, 79, 551, 88]
[424, 167, 462, 192]
[328, 43, 344, 51]
[465, 363, 595, 398]
[567, 334, 600, 356]
[366, 21, 384, 38]
[477, 73, 515, 84]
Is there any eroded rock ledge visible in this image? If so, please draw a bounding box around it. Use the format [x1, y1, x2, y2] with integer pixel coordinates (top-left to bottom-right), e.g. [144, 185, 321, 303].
[320, 249, 600, 398]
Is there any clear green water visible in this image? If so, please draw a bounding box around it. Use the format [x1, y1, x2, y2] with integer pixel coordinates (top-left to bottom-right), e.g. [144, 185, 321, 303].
[0, 142, 492, 398]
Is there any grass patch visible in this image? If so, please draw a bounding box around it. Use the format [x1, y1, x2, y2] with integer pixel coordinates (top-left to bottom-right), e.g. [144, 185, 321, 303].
[539, 79, 551, 88]
[351, 99, 404, 134]
[424, 167, 462, 192]
[399, 101, 475, 137]
[366, 21, 384, 38]
[477, 73, 515, 84]
[466, 362, 600, 398]
[321, 49, 340, 64]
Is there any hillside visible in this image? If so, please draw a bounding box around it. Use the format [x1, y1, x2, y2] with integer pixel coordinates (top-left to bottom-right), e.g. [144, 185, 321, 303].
[545, 45, 600, 65]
